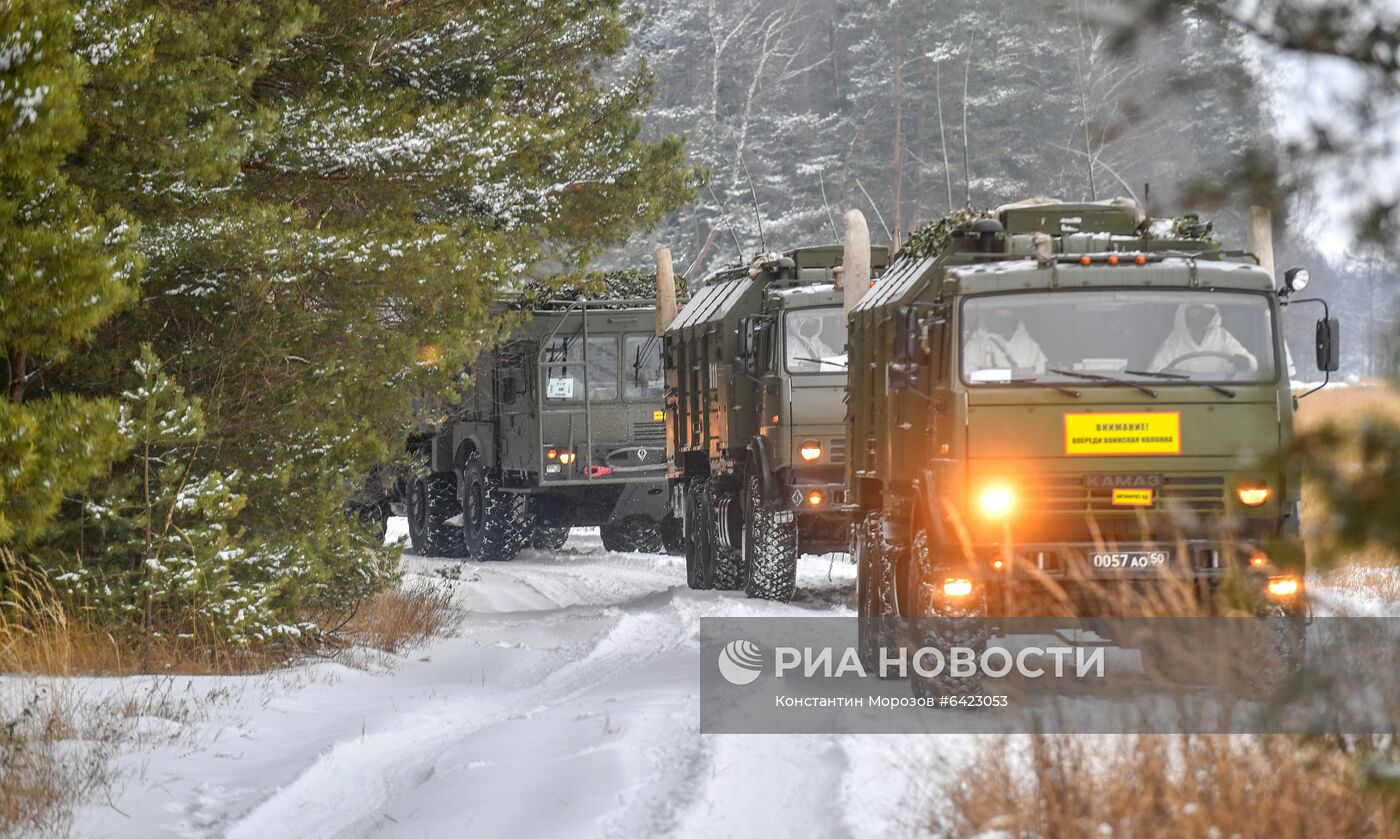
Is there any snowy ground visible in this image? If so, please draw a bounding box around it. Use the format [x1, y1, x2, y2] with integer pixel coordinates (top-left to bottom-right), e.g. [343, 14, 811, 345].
[57, 523, 967, 838]
[24, 520, 1397, 837]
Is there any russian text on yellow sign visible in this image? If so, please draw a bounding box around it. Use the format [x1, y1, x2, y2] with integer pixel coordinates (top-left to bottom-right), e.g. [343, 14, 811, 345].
[1111, 488, 1154, 506]
[1064, 412, 1181, 456]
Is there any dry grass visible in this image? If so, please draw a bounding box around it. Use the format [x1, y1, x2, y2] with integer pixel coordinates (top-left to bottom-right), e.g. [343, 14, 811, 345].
[934, 734, 1400, 839]
[0, 554, 287, 678]
[327, 581, 462, 656]
[1294, 383, 1400, 572]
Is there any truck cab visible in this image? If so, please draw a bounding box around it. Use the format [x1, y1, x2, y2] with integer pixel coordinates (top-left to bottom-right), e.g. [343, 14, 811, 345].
[845, 200, 1339, 676]
[665, 245, 887, 600]
[405, 299, 677, 560]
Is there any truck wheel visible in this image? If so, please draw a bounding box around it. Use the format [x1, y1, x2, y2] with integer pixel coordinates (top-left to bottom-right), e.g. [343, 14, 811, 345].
[460, 451, 529, 562]
[659, 514, 684, 556]
[406, 473, 467, 558]
[742, 471, 797, 602]
[856, 511, 902, 677]
[531, 526, 570, 550]
[353, 501, 389, 545]
[684, 478, 715, 590]
[601, 516, 664, 553]
[907, 527, 988, 699]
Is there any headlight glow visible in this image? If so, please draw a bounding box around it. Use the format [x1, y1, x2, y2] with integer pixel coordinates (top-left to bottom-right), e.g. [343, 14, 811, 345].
[799, 440, 823, 462]
[1266, 575, 1301, 599]
[1236, 485, 1272, 507]
[977, 484, 1016, 519]
[943, 578, 974, 598]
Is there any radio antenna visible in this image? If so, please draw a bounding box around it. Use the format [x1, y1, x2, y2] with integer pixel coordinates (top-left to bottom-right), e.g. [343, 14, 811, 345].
[819, 170, 840, 241]
[706, 181, 746, 264]
[740, 155, 767, 253]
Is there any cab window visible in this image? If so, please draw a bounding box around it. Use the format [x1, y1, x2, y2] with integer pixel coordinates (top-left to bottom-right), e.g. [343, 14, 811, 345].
[544, 335, 619, 402]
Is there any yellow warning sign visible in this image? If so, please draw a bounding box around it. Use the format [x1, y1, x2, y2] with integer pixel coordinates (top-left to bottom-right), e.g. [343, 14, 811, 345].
[653, 409, 665, 421]
[1112, 488, 1154, 506]
[1064, 412, 1181, 456]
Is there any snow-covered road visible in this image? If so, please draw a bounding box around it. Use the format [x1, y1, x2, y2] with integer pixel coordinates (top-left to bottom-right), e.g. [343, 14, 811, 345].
[70, 527, 965, 838]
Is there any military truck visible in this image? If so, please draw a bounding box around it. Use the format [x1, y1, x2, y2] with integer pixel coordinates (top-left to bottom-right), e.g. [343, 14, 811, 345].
[843, 199, 1339, 682]
[662, 242, 889, 600]
[401, 298, 679, 560]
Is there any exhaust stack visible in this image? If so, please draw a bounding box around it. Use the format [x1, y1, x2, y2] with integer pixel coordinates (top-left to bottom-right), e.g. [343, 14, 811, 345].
[655, 247, 677, 336]
[842, 210, 871, 316]
[1247, 206, 1275, 280]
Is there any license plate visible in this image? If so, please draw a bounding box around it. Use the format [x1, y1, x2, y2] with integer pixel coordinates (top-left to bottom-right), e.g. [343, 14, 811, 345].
[1089, 550, 1170, 572]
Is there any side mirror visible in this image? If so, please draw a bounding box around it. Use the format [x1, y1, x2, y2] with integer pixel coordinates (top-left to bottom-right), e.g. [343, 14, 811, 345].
[735, 315, 760, 377]
[892, 305, 924, 364]
[1315, 317, 1340, 372]
[887, 361, 915, 392]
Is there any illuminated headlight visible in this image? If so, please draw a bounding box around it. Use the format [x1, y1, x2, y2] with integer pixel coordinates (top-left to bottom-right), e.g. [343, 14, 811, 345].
[1266, 575, 1301, 599]
[1236, 485, 1272, 507]
[558, 451, 576, 465]
[943, 578, 974, 598]
[799, 440, 823, 462]
[805, 490, 825, 507]
[977, 484, 1016, 519]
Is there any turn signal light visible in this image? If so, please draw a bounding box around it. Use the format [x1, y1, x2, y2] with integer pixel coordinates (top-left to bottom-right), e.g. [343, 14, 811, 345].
[806, 490, 825, 507]
[799, 440, 823, 462]
[943, 578, 974, 598]
[1266, 575, 1301, 599]
[1135, 255, 1147, 265]
[1107, 255, 1119, 266]
[547, 448, 558, 460]
[1079, 256, 1091, 266]
[1236, 485, 1272, 507]
[558, 451, 576, 465]
[977, 484, 1016, 519]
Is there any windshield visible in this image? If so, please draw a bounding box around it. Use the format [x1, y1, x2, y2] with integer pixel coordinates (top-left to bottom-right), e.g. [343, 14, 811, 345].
[624, 334, 664, 401]
[961, 290, 1277, 385]
[544, 335, 618, 402]
[784, 307, 847, 373]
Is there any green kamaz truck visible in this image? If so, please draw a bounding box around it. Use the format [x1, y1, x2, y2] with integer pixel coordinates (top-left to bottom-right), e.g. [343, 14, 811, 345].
[662, 243, 888, 600]
[843, 199, 1338, 674]
[401, 298, 679, 560]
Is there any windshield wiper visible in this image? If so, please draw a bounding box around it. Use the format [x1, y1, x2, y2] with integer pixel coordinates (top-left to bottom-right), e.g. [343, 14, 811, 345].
[1047, 368, 1158, 398]
[791, 357, 846, 369]
[1125, 369, 1236, 399]
[1006, 377, 1081, 398]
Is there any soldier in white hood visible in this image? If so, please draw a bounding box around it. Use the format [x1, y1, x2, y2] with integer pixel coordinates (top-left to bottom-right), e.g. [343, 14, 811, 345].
[1149, 303, 1258, 375]
[964, 306, 1047, 375]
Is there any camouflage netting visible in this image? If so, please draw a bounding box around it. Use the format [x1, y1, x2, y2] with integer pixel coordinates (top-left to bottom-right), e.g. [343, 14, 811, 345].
[899, 208, 995, 258]
[520, 269, 689, 307]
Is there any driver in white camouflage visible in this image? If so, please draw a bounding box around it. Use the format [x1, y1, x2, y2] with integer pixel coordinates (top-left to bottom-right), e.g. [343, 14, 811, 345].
[1150, 303, 1258, 375]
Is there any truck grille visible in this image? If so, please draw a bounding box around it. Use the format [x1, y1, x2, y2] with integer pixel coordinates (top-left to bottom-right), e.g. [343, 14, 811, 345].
[828, 437, 846, 466]
[1022, 475, 1225, 514]
[632, 421, 665, 443]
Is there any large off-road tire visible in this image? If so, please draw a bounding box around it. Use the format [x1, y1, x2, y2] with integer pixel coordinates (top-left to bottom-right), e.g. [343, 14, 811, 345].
[407, 473, 467, 558]
[531, 526, 570, 550]
[684, 478, 715, 590]
[907, 527, 988, 699]
[601, 516, 665, 553]
[460, 451, 530, 562]
[856, 511, 902, 677]
[710, 487, 745, 591]
[742, 471, 797, 602]
[659, 514, 685, 556]
[353, 500, 389, 545]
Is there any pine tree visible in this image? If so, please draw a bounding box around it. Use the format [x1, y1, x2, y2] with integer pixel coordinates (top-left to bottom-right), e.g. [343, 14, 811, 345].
[0, 0, 138, 546]
[17, 0, 696, 637]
